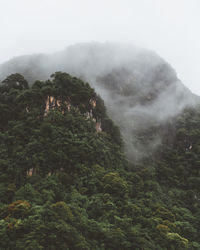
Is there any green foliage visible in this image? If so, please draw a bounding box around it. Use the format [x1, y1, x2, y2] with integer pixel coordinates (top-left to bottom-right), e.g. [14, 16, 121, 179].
[0, 72, 199, 249]
[2, 73, 29, 90]
[102, 172, 128, 196]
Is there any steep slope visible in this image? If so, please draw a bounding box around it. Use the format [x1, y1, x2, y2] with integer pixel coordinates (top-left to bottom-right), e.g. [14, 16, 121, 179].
[0, 43, 198, 160]
[0, 72, 200, 249]
[0, 72, 123, 176]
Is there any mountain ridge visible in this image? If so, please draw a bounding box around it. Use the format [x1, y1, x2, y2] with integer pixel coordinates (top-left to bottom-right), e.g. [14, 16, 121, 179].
[0, 70, 200, 249]
[0, 42, 198, 160]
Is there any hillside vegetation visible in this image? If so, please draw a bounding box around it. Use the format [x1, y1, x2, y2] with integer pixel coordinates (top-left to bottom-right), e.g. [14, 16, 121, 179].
[0, 43, 197, 161]
[0, 72, 199, 249]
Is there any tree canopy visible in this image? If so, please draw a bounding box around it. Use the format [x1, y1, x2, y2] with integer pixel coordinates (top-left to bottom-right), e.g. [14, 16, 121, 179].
[0, 72, 199, 249]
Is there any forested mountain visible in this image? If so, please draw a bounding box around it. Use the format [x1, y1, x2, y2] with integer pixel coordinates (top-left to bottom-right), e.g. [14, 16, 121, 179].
[0, 44, 200, 249]
[0, 43, 199, 160]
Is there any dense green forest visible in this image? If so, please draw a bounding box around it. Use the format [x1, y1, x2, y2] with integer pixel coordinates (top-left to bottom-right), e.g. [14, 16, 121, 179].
[0, 72, 199, 249]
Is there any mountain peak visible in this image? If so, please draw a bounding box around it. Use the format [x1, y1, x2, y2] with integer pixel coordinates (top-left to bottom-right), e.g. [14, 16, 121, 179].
[0, 43, 198, 160]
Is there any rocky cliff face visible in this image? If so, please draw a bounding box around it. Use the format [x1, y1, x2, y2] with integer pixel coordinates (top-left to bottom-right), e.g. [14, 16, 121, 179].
[0, 43, 198, 160]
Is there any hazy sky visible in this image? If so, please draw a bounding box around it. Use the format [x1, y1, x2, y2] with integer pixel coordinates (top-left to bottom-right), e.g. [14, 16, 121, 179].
[0, 0, 200, 94]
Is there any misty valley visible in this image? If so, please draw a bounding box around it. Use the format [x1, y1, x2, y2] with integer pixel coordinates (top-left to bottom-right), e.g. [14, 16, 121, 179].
[0, 43, 199, 249]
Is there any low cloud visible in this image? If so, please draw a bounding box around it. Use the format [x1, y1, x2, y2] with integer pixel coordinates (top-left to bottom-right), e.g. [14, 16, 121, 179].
[0, 42, 198, 160]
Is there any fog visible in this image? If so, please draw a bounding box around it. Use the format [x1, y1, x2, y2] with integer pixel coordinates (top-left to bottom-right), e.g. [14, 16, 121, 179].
[0, 0, 200, 94]
[0, 42, 198, 160]
[1, 0, 200, 159]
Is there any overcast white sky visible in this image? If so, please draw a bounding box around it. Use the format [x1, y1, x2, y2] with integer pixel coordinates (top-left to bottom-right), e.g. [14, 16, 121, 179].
[0, 0, 200, 94]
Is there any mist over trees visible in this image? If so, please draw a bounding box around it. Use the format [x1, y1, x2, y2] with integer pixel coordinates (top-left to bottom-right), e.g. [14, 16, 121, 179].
[0, 43, 198, 160]
[0, 44, 200, 249]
